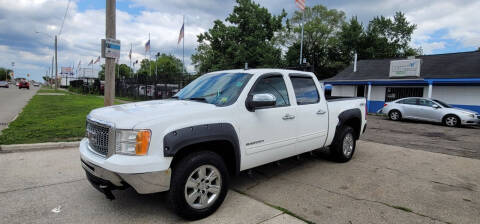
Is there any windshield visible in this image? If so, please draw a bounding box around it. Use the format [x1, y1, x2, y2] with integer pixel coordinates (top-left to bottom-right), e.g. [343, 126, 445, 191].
[174, 72, 253, 106]
[432, 99, 452, 108]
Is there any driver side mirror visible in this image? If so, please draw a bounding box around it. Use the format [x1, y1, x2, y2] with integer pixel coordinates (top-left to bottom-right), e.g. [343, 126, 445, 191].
[432, 104, 440, 109]
[246, 93, 276, 111]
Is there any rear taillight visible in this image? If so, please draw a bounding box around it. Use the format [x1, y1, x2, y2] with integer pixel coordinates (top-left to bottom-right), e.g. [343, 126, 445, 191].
[365, 103, 368, 118]
[383, 103, 388, 107]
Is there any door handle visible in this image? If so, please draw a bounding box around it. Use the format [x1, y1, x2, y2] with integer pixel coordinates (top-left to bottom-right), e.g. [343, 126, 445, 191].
[282, 114, 295, 120]
[316, 109, 326, 115]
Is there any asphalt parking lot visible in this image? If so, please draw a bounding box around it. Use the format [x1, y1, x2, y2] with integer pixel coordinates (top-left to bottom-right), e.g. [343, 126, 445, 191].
[363, 115, 480, 159]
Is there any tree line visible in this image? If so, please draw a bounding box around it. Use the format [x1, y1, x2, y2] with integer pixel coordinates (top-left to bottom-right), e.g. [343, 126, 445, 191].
[97, 53, 184, 82]
[192, 0, 420, 79]
[0, 67, 13, 81]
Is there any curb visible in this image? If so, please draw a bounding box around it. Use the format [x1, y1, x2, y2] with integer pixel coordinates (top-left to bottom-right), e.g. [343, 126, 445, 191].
[0, 141, 80, 153]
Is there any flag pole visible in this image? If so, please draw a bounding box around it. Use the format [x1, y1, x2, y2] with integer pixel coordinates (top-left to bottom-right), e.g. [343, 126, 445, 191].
[182, 15, 185, 74]
[299, 9, 304, 65]
[149, 32, 151, 77]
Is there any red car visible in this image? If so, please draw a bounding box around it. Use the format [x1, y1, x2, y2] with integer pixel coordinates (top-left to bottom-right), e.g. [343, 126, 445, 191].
[19, 81, 29, 89]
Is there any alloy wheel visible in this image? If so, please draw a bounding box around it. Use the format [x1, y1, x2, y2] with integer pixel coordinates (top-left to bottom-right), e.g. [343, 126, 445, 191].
[343, 133, 354, 157]
[184, 165, 222, 209]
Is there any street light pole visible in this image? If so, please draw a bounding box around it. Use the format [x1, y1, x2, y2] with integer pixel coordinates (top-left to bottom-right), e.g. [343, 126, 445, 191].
[104, 0, 116, 106]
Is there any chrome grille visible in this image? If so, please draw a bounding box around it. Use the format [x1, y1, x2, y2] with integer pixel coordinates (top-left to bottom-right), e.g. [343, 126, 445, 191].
[86, 119, 110, 156]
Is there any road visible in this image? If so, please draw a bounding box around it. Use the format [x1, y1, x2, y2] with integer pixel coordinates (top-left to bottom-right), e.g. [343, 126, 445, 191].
[1, 141, 479, 224]
[0, 85, 39, 133]
[362, 115, 480, 159]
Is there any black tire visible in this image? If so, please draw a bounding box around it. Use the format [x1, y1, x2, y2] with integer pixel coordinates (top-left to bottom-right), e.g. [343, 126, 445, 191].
[168, 151, 229, 220]
[330, 126, 357, 163]
[388, 110, 402, 121]
[443, 115, 460, 127]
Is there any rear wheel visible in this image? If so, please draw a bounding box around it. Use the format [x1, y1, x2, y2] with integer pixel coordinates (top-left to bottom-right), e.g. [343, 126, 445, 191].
[389, 110, 402, 121]
[168, 151, 229, 220]
[443, 115, 460, 127]
[331, 126, 356, 162]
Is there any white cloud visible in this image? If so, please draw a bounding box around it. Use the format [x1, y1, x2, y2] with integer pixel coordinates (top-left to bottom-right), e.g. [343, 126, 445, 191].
[1, 0, 480, 82]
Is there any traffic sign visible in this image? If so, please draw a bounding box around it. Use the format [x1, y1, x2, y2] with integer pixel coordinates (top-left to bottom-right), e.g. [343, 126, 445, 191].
[101, 38, 121, 59]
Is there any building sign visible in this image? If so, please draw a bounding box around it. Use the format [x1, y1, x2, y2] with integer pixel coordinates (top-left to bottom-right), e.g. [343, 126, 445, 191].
[61, 67, 73, 75]
[101, 38, 121, 59]
[389, 59, 421, 78]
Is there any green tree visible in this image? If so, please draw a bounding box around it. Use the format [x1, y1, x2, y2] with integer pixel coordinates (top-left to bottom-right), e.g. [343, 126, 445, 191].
[191, 0, 286, 73]
[358, 12, 420, 59]
[136, 54, 183, 81]
[283, 5, 347, 78]
[98, 64, 134, 80]
[338, 16, 364, 62]
[0, 67, 13, 81]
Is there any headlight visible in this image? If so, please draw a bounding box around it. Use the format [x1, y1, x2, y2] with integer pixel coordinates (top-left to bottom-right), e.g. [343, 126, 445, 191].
[468, 114, 475, 118]
[115, 129, 151, 155]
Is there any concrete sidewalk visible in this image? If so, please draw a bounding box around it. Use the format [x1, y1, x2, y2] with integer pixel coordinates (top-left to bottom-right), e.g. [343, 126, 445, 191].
[0, 147, 304, 224]
[1, 140, 479, 223]
[232, 140, 480, 224]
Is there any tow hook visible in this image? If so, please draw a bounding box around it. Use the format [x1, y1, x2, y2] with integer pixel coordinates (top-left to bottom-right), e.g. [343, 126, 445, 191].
[100, 185, 116, 200]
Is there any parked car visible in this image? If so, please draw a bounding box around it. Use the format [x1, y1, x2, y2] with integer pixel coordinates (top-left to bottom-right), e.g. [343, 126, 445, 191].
[80, 69, 367, 220]
[18, 81, 29, 89]
[33, 83, 40, 87]
[380, 97, 480, 127]
[0, 81, 8, 88]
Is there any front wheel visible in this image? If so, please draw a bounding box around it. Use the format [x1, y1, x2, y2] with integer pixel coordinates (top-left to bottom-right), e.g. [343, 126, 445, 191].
[168, 151, 229, 220]
[443, 115, 460, 127]
[331, 126, 357, 162]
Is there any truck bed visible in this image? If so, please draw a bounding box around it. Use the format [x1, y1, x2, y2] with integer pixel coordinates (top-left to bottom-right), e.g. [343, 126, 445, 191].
[326, 96, 365, 102]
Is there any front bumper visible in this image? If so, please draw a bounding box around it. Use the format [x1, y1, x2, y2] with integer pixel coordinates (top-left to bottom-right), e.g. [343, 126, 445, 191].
[461, 117, 480, 126]
[80, 138, 171, 195]
[81, 159, 171, 194]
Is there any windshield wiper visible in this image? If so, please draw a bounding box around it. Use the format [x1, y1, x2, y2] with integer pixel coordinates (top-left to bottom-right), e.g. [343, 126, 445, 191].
[170, 96, 179, 99]
[186, 97, 208, 103]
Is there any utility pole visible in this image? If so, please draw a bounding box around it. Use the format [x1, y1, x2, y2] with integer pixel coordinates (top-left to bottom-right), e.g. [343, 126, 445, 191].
[55, 35, 58, 89]
[299, 10, 305, 65]
[51, 56, 54, 86]
[104, 0, 116, 106]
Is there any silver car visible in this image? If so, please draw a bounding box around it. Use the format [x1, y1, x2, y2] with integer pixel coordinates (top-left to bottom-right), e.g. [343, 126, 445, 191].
[379, 97, 480, 127]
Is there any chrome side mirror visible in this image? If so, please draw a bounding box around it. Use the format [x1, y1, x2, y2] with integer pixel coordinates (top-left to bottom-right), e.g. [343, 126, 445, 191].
[247, 93, 276, 111]
[432, 104, 440, 109]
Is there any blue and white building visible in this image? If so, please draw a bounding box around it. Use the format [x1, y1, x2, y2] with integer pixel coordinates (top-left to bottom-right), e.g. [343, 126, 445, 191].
[324, 51, 480, 113]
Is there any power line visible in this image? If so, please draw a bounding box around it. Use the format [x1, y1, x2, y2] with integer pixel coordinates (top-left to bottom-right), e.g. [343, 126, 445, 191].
[58, 0, 71, 36]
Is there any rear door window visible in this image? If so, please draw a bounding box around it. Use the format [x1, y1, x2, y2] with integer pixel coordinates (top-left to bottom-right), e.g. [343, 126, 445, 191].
[290, 76, 320, 105]
[399, 98, 418, 105]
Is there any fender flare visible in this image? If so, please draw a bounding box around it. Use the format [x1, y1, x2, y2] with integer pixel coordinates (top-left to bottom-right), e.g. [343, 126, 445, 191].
[163, 123, 240, 174]
[333, 108, 362, 143]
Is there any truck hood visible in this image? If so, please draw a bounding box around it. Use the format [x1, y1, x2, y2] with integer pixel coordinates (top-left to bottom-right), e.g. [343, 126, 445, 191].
[88, 99, 217, 128]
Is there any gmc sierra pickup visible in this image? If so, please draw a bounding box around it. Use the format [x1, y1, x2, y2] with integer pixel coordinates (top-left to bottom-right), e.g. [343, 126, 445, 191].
[80, 69, 367, 220]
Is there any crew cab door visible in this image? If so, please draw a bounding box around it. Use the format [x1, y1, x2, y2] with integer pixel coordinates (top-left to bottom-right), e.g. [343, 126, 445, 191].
[238, 73, 298, 169]
[289, 74, 329, 152]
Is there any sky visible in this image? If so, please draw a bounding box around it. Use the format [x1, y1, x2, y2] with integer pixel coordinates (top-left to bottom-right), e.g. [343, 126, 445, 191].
[0, 0, 479, 82]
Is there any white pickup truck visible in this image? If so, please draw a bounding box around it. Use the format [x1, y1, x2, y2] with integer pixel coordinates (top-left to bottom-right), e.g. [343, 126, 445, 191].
[80, 69, 367, 220]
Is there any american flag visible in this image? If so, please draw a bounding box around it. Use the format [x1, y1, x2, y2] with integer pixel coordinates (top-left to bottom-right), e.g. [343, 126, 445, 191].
[178, 23, 184, 45]
[145, 39, 150, 53]
[88, 59, 93, 66]
[93, 56, 100, 64]
[295, 0, 305, 11]
[128, 46, 132, 60]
